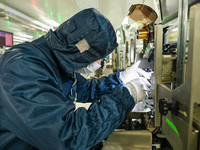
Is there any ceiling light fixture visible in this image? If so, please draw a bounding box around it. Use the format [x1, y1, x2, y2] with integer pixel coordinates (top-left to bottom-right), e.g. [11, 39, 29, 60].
[13, 36, 31, 41]
[0, 3, 34, 22]
[32, 20, 51, 30]
[20, 24, 30, 29]
[13, 39, 23, 42]
[47, 20, 60, 27]
[31, 25, 48, 32]
[17, 34, 33, 39]
[0, 3, 50, 31]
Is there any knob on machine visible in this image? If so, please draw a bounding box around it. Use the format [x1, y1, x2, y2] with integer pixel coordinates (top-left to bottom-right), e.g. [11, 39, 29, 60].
[159, 99, 179, 116]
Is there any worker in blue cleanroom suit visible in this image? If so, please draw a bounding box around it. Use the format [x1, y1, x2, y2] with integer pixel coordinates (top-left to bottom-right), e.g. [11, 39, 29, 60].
[0, 8, 148, 150]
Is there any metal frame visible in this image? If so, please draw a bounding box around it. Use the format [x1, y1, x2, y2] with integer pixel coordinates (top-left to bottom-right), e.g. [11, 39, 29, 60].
[176, 0, 188, 87]
[152, 24, 163, 127]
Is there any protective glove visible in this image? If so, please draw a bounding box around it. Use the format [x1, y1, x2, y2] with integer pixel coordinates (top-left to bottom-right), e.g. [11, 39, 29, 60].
[131, 100, 151, 112]
[119, 61, 141, 84]
[76, 61, 101, 74]
[124, 77, 150, 103]
[136, 68, 151, 80]
[119, 61, 152, 85]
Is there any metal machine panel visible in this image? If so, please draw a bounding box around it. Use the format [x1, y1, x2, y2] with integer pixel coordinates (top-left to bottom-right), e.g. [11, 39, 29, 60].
[161, 55, 176, 83]
[158, 3, 200, 150]
[151, 25, 163, 127]
[102, 130, 152, 150]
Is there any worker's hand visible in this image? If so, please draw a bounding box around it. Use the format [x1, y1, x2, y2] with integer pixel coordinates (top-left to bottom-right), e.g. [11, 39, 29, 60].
[131, 100, 151, 112]
[119, 61, 142, 84]
[136, 68, 151, 80]
[124, 77, 150, 103]
[119, 60, 151, 84]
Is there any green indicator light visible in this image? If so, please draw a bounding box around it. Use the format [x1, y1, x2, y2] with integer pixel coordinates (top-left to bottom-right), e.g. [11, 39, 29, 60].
[57, 13, 61, 18]
[50, 11, 53, 17]
[166, 117, 180, 136]
[36, 31, 40, 35]
[58, 13, 62, 23]
[58, 19, 62, 23]
[7, 21, 11, 26]
[45, 2, 48, 7]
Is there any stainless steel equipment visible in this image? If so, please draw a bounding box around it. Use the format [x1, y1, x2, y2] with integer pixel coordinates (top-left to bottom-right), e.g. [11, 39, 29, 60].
[151, 3, 200, 150]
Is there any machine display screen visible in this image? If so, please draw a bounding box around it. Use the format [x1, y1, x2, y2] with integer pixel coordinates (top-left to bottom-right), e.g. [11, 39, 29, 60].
[0, 30, 13, 47]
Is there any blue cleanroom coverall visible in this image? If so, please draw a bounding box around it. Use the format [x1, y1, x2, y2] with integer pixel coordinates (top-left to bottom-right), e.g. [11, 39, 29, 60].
[0, 8, 135, 150]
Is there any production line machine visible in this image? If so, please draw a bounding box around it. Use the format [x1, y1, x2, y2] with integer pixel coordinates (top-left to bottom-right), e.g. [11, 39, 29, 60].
[152, 3, 200, 150]
[102, 1, 200, 150]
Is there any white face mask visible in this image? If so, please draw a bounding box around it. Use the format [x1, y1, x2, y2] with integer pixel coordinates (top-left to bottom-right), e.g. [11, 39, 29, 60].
[76, 61, 101, 74]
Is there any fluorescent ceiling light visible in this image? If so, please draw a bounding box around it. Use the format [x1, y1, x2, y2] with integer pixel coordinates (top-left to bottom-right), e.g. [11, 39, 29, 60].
[17, 34, 33, 39]
[13, 39, 23, 42]
[31, 25, 48, 32]
[0, 3, 34, 22]
[13, 36, 31, 41]
[32, 20, 51, 30]
[47, 20, 60, 27]
[0, 3, 50, 30]
[20, 24, 30, 29]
